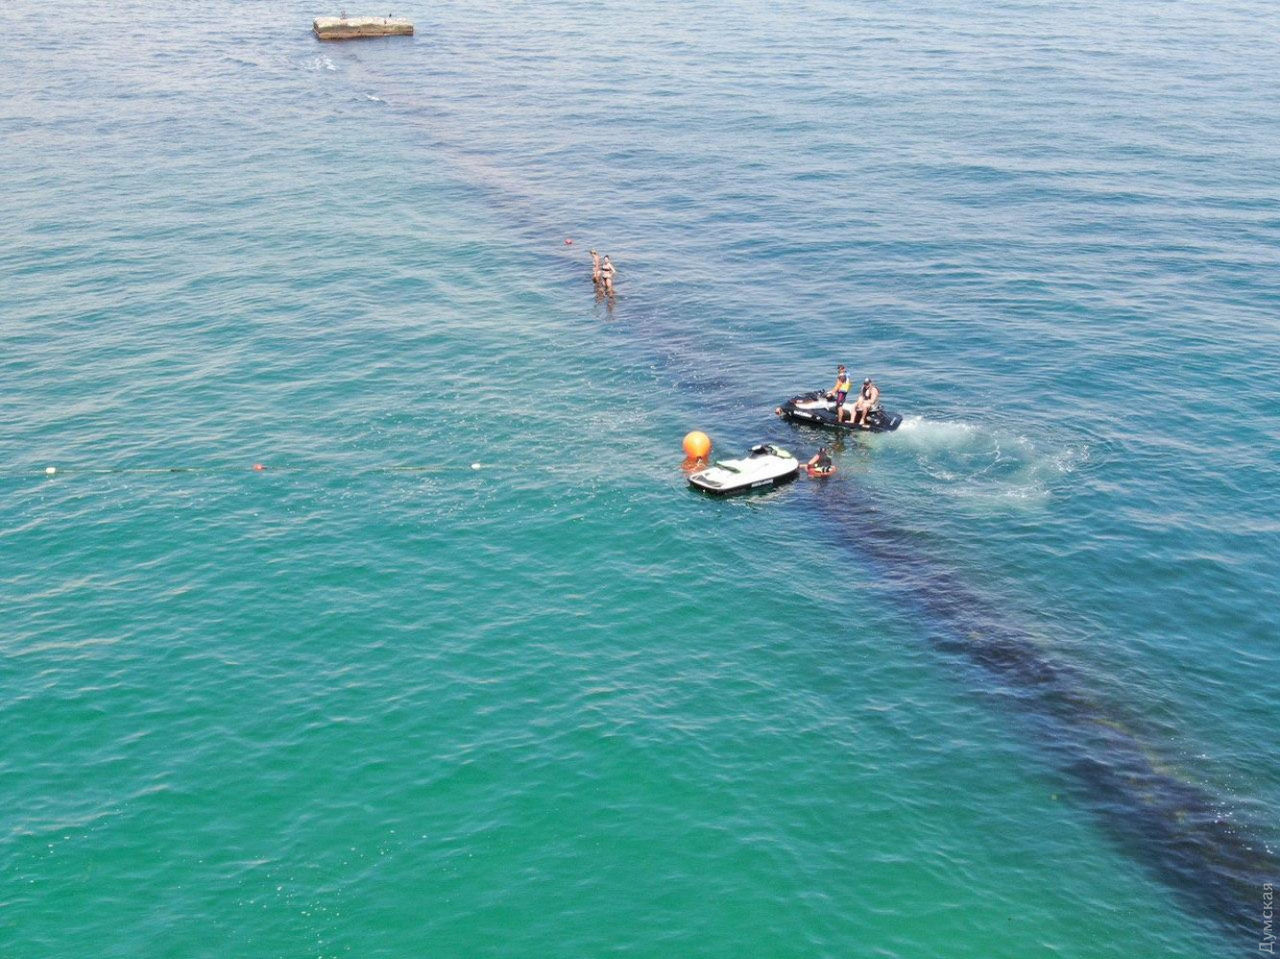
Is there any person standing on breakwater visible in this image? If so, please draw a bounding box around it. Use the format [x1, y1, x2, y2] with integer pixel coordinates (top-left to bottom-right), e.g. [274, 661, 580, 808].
[599, 255, 616, 296]
[589, 249, 602, 289]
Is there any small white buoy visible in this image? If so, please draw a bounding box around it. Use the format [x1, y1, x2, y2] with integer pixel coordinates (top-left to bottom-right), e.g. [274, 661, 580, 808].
[470, 463, 482, 470]
[45, 466, 57, 476]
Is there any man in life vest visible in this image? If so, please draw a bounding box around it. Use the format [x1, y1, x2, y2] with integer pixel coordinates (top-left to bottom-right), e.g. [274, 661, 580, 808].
[850, 377, 880, 429]
[826, 365, 853, 423]
[807, 446, 834, 475]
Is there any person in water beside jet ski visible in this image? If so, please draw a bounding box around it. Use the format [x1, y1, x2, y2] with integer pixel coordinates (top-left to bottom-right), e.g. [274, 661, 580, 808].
[807, 446, 834, 475]
[825, 366, 853, 423]
[849, 377, 880, 429]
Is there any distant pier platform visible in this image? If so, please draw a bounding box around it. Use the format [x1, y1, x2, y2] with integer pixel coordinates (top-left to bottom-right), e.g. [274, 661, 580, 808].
[313, 16, 414, 40]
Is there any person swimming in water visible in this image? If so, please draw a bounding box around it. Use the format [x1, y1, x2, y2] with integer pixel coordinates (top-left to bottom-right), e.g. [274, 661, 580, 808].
[589, 249, 601, 289]
[849, 377, 880, 429]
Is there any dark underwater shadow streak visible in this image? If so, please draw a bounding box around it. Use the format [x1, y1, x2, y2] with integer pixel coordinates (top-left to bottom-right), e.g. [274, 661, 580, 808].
[329, 57, 1276, 944]
[813, 486, 1276, 941]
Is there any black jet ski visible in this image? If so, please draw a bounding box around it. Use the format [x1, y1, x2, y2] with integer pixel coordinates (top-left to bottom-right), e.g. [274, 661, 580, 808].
[774, 391, 903, 433]
[688, 444, 799, 496]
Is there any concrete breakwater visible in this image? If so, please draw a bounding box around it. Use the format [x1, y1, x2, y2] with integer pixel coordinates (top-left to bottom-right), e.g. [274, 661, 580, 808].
[313, 16, 413, 40]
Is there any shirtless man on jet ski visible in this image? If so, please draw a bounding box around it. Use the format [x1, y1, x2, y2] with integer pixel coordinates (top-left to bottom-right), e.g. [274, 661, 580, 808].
[849, 377, 880, 429]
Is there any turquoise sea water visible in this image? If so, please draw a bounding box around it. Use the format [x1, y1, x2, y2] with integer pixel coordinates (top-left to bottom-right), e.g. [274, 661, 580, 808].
[3, 1, 1278, 955]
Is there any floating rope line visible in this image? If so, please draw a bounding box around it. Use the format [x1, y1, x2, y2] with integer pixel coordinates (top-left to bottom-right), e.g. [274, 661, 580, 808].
[7, 462, 491, 480]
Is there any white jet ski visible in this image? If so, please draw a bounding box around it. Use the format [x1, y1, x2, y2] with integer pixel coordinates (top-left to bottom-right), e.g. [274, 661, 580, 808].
[688, 444, 799, 496]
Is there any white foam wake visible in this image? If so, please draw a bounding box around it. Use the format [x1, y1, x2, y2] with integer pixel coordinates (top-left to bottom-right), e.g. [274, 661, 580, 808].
[883, 416, 1089, 507]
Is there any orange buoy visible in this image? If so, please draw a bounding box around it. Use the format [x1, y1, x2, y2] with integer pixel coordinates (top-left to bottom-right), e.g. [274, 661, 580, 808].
[682, 431, 711, 460]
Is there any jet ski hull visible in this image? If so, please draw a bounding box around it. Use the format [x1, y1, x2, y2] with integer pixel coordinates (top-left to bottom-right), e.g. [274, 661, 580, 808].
[689, 469, 799, 497]
[776, 392, 903, 433]
[688, 444, 800, 496]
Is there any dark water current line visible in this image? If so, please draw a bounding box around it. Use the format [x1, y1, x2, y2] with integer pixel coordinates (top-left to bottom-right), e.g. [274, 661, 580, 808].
[332, 57, 1276, 942]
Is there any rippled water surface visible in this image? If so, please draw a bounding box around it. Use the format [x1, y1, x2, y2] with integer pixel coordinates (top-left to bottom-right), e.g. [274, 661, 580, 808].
[3, 1, 1278, 956]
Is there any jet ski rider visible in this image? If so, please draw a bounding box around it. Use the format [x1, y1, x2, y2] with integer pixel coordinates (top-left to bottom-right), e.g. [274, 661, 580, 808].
[826, 365, 853, 423]
[849, 377, 880, 429]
